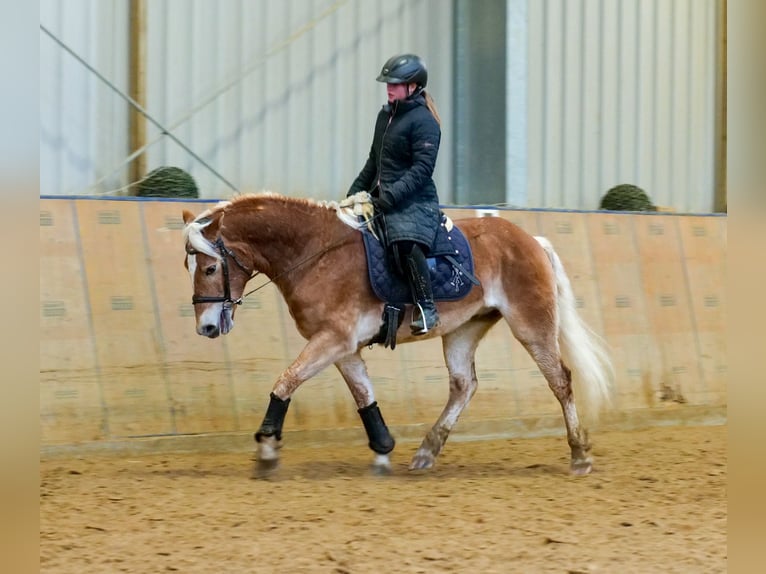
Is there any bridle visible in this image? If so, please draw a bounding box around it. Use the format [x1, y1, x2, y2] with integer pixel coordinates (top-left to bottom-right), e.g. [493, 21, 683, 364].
[189, 238, 255, 308]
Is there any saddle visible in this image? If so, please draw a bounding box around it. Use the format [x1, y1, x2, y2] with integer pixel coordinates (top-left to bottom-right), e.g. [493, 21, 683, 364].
[361, 215, 478, 304]
[360, 213, 480, 349]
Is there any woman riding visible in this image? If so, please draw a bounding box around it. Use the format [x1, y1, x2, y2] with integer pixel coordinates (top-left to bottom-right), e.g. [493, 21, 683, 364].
[347, 53, 443, 335]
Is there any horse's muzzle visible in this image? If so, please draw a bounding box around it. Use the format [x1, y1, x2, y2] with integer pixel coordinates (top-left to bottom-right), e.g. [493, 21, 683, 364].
[199, 323, 221, 338]
[197, 305, 234, 338]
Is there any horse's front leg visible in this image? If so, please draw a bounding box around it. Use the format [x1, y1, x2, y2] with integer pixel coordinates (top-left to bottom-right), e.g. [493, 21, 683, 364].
[335, 352, 395, 474]
[254, 334, 350, 473]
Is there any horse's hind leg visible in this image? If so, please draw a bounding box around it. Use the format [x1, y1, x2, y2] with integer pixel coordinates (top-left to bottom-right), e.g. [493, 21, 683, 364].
[410, 314, 499, 470]
[519, 335, 593, 475]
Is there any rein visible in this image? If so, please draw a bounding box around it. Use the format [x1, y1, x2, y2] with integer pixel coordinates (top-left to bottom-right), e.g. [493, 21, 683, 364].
[194, 214, 379, 304]
[240, 224, 363, 299]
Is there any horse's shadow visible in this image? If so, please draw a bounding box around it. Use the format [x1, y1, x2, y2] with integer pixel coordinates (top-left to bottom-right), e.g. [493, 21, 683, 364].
[249, 458, 568, 482]
[114, 453, 567, 482]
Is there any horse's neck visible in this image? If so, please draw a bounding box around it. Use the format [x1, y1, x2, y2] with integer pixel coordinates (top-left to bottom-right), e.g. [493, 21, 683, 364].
[235, 202, 338, 282]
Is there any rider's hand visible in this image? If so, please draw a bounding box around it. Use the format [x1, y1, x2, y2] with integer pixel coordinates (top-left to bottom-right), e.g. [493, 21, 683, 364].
[374, 189, 395, 213]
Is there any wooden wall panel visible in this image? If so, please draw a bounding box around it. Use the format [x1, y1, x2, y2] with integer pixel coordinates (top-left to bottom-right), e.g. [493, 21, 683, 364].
[40, 200, 104, 443]
[391, 337, 451, 424]
[465, 327, 522, 422]
[39, 200, 727, 447]
[197, 285, 297, 433]
[142, 201, 237, 434]
[75, 201, 172, 437]
[634, 215, 704, 407]
[364, 347, 427, 426]
[586, 213, 654, 410]
[678, 216, 727, 405]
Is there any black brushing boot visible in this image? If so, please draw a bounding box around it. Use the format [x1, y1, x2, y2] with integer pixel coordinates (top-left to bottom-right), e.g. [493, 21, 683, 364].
[358, 401, 395, 454]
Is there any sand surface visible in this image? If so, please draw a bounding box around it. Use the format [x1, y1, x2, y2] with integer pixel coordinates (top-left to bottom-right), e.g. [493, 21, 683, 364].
[40, 424, 726, 573]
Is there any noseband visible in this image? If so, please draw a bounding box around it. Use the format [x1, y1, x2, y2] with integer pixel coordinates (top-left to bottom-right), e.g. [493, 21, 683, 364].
[190, 238, 254, 308]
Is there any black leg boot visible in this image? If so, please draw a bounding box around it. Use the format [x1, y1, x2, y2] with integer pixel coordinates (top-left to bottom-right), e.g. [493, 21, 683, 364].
[406, 245, 440, 335]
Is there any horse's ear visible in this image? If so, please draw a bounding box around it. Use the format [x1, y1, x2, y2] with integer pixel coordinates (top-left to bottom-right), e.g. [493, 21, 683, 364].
[206, 210, 224, 234]
[182, 210, 196, 224]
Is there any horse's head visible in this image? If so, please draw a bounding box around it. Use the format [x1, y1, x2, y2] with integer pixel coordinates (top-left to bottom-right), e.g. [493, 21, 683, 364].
[182, 207, 253, 338]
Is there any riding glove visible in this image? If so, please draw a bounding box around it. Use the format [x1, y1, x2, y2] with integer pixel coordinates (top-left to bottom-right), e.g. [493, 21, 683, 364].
[374, 189, 395, 213]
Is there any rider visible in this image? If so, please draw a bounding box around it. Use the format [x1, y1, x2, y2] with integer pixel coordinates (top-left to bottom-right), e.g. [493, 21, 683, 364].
[347, 53, 443, 335]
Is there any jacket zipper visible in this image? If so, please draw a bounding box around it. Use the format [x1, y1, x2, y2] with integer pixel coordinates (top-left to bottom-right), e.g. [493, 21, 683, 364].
[376, 101, 397, 193]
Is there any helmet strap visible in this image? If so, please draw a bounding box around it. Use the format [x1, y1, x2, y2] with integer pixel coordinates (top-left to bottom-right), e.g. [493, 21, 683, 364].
[406, 85, 424, 100]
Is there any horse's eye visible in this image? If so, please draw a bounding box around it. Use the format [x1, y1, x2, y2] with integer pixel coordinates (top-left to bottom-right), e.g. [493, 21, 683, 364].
[205, 264, 217, 276]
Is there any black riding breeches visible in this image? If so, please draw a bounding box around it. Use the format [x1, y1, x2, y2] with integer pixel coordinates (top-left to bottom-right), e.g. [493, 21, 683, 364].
[390, 240, 427, 276]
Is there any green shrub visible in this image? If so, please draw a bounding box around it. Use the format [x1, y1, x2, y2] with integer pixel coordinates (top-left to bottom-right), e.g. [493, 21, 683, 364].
[599, 184, 656, 211]
[136, 166, 199, 198]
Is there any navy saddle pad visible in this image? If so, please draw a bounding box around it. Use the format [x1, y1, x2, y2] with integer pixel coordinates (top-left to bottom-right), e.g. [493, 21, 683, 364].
[360, 217, 478, 305]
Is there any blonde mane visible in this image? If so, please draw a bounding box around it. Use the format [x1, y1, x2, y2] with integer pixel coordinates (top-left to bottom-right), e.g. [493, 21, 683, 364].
[183, 215, 221, 260]
[182, 192, 345, 258]
[228, 191, 340, 211]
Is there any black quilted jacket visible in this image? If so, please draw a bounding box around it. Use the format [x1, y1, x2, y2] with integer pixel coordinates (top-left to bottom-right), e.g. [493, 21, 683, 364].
[347, 93, 442, 247]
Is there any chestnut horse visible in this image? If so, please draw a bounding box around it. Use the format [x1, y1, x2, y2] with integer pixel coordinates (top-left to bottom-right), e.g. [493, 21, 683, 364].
[182, 192, 612, 475]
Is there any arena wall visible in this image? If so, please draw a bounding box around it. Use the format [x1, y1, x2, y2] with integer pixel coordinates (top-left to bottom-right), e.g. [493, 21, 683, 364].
[40, 198, 727, 452]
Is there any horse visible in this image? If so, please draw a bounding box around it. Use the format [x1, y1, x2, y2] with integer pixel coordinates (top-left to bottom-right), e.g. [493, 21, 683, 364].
[181, 192, 613, 475]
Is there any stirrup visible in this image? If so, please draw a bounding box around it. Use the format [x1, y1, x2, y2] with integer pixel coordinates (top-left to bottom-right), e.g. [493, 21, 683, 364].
[410, 302, 439, 335]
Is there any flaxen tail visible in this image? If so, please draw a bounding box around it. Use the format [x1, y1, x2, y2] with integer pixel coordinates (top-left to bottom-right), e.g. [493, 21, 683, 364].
[535, 237, 614, 419]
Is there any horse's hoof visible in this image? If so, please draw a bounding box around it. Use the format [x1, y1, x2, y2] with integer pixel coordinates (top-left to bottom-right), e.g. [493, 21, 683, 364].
[370, 454, 392, 476]
[253, 458, 280, 479]
[371, 463, 392, 477]
[408, 453, 435, 471]
[570, 459, 593, 476]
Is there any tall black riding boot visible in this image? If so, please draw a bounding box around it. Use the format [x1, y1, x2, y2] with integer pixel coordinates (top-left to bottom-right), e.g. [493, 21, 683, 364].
[405, 245, 440, 335]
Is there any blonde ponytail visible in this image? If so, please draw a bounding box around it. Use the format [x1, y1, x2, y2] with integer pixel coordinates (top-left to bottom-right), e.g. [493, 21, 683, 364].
[424, 91, 441, 126]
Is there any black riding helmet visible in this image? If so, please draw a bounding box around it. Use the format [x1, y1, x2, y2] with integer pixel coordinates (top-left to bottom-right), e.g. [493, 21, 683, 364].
[376, 53, 428, 89]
